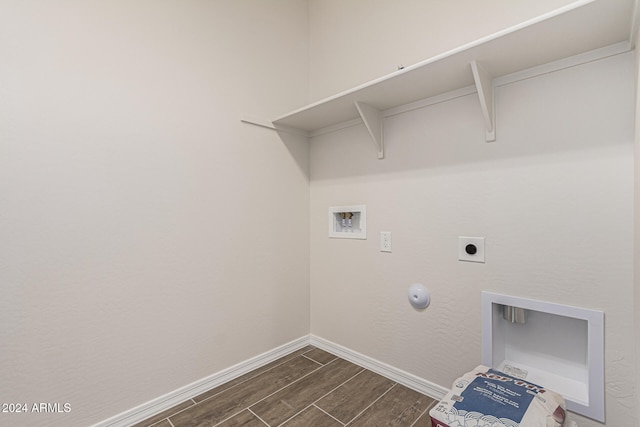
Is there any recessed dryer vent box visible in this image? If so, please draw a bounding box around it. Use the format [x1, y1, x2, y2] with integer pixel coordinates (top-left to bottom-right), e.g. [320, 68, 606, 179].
[329, 205, 366, 239]
[481, 292, 604, 422]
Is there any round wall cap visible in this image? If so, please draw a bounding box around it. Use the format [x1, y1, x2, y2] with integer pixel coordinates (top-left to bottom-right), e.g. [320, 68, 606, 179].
[408, 283, 430, 310]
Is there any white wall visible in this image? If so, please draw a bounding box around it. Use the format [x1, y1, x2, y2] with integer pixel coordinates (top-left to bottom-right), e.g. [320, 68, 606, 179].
[309, 50, 635, 427]
[634, 19, 640, 427]
[308, 0, 577, 100]
[0, 1, 309, 426]
[1, 1, 636, 426]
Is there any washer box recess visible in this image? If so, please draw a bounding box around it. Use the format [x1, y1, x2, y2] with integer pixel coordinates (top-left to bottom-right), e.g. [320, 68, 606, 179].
[328, 205, 366, 239]
[481, 292, 605, 422]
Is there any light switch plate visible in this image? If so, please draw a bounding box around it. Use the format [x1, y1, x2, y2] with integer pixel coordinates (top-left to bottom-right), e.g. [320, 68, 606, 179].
[458, 236, 485, 263]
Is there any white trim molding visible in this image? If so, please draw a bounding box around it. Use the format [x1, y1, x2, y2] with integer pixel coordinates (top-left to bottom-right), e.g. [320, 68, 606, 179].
[309, 335, 448, 402]
[90, 336, 310, 427]
[92, 335, 449, 427]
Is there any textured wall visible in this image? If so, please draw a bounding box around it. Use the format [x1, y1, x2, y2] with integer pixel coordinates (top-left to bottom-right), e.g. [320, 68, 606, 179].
[0, 1, 309, 426]
[1, 2, 636, 426]
[309, 52, 635, 427]
[634, 22, 640, 427]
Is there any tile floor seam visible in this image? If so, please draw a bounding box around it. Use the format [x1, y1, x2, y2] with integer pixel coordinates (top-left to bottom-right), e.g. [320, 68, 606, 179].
[208, 360, 325, 427]
[135, 400, 197, 427]
[409, 410, 427, 426]
[248, 408, 271, 426]
[236, 359, 329, 420]
[211, 409, 240, 427]
[196, 347, 317, 405]
[252, 358, 360, 427]
[162, 401, 198, 425]
[274, 405, 306, 426]
[314, 368, 398, 426]
[301, 354, 326, 366]
[173, 355, 325, 427]
[284, 362, 364, 426]
[409, 398, 438, 427]
[211, 406, 265, 427]
[312, 403, 346, 426]
[343, 382, 398, 426]
[313, 368, 389, 424]
[140, 349, 435, 427]
[139, 348, 319, 426]
[148, 417, 175, 427]
[303, 350, 339, 365]
[307, 366, 366, 411]
[273, 366, 368, 427]
[394, 396, 426, 426]
[250, 356, 341, 407]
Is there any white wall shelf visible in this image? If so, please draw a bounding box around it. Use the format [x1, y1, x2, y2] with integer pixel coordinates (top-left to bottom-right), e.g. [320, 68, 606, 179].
[244, 0, 635, 154]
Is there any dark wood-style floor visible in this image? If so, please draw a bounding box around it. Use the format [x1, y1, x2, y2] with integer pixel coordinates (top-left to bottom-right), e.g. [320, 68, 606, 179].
[135, 346, 437, 427]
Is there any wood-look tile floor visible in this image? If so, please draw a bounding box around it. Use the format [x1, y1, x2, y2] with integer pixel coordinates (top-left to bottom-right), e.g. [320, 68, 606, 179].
[135, 346, 437, 427]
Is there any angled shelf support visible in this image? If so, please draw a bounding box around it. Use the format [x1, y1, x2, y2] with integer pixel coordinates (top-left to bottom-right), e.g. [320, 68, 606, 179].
[354, 101, 384, 159]
[470, 60, 496, 142]
[240, 114, 277, 130]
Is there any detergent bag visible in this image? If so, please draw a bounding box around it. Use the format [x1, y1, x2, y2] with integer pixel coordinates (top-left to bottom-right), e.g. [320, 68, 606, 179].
[429, 365, 566, 427]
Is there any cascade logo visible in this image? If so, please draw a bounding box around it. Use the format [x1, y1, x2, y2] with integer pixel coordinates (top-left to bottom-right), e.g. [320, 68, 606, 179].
[475, 372, 546, 394]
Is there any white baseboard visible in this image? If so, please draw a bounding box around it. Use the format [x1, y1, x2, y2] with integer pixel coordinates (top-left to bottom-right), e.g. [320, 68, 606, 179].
[91, 335, 310, 427]
[309, 335, 449, 401]
[93, 334, 448, 427]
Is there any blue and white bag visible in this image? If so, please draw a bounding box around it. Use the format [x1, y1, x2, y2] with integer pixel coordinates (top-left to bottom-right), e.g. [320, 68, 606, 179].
[429, 365, 567, 427]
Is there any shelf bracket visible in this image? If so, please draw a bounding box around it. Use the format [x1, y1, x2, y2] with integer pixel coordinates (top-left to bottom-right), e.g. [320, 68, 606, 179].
[354, 101, 384, 159]
[240, 114, 310, 138]
[240, 114, 277, 130]
[470, 60, 496, 142]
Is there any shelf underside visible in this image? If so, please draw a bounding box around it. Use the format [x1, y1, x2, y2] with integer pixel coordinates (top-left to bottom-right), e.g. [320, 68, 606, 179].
[273, 0, 634, 132]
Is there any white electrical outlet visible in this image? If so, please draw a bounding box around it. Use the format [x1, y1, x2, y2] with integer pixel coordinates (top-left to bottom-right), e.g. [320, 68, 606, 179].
[380, 232, 392, 252]
[458, 236, 485, 263]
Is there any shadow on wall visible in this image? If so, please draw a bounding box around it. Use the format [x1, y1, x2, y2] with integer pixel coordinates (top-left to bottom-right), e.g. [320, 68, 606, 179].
[277, 129, 311, 181]
[307, 53, 634, 181]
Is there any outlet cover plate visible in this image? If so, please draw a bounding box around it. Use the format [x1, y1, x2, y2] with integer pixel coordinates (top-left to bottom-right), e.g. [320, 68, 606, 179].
[458, 236, 485, 263]
[380, 231, 392, 252]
